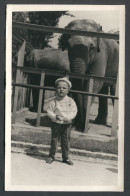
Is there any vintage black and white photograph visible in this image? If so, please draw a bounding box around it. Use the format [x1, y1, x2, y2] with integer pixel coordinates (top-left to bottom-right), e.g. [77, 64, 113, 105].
[5, 4, 125, 191]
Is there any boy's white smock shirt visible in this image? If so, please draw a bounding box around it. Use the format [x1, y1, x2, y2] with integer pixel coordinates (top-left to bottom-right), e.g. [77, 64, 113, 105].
[47, 95, 77, 124]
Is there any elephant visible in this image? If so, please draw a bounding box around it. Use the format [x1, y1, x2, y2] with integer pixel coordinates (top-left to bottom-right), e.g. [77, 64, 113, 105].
[60, 19, 119, 131]
[24, 48, 70, 111]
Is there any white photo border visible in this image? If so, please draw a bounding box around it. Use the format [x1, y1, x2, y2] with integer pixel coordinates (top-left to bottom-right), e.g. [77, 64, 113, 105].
[5, 4, 125, 192]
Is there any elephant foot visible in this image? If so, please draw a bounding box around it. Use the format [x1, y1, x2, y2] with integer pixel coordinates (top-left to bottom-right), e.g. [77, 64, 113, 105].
[73, 124, 85, 132]
[72, 118, 86, 132]
[94, 116, 107, 125]
[75, 126, 90, 132]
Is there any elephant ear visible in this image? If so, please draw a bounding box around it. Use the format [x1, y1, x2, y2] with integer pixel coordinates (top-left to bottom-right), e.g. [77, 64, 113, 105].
[59, 25, 71, 51]
[59, 33, 70, 51]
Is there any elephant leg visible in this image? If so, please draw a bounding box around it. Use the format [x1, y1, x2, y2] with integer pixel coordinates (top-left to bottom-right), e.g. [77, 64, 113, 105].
[71, 79, 86, 131]
[73, 94, 86, 131]
[95, 85, 109, 125]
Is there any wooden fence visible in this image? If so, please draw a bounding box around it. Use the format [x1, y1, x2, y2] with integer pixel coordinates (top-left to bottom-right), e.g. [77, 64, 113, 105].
[12, 65, 118, 137]
[12, 22, 119, 137]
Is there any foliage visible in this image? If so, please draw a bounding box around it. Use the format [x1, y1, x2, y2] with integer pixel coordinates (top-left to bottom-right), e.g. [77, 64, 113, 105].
[12, 12, 29, 57]
[12, 11, 72, 57]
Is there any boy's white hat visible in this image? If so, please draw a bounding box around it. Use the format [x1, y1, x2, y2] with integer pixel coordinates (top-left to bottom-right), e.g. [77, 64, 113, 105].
[55, 77, 72, 89]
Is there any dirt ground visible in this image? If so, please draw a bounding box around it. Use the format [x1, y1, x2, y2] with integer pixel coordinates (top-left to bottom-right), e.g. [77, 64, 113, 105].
[11, 147, 118, 189]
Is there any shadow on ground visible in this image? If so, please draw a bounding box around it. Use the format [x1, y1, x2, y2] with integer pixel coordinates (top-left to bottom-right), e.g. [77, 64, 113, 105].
[24, 148, 62, 163]
[25, 116, 111, 130]
[89, 119, 112, 128]
[25, 115, 51, 127]
[24, 148, 48, 161]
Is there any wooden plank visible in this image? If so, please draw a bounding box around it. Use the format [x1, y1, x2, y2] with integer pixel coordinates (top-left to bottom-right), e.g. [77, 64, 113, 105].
[22, 75, 25, 108]
[13, 22, 119, 40]
[17, 41, 26, 67]
[21, 74, 24, 109]
[84, 78, 94, 133]
[11, 70, 16, 112]
[22, 74, 26, 108]
[12, 41, 26, 123]
[23, 74, 28, 107]
[25, 75, 29, 107]
[18, 88, 21, 110]
[36, 72, 45, 127]
[26, 74, 31, 107]
[19, 82, 23, 110]
[30, 90, 33, 107]
[17, 41, 26, 109]
[12, 83, 119, 100]
[12, 70, 22, 123]
[17, 66, 116, 83]
[111, 74, 119, 137]
[18, 41, 26, 110]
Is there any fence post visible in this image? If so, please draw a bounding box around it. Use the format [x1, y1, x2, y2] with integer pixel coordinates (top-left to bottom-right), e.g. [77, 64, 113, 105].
[111, 74, 119, 137]
[12, 41, 26, 124]
[84, 78, 94, 133]
[36, 72, 45, 127]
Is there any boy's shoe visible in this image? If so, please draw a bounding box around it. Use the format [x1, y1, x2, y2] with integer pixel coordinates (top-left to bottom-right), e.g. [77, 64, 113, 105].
[46, 157, 54, 164]
[62, 159, 73, 165]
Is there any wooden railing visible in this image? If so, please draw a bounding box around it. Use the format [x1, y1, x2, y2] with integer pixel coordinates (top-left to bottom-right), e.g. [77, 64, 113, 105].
[12, 65, 118, 137]
[13, 22, 119, 40]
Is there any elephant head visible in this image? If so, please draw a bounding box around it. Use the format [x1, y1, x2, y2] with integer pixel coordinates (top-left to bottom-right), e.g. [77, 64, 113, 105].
[60, 19, 102, 75]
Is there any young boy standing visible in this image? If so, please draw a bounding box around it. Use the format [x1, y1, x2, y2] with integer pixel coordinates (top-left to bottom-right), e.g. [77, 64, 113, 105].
[46, 77, 77, 165]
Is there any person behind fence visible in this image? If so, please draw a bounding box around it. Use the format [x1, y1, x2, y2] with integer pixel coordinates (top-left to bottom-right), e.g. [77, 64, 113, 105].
[46, 77, 77, 165]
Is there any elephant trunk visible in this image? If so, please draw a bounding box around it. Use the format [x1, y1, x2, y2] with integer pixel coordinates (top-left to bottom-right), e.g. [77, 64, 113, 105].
[71, 57, 87, 74]
[70, 53, 89, 131]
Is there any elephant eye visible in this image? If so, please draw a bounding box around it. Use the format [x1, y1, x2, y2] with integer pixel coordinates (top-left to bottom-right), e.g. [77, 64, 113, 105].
[90, 44, 95, 51]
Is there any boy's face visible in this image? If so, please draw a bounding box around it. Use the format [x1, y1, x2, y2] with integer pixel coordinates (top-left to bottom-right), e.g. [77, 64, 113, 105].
[56, 81, 69, 97]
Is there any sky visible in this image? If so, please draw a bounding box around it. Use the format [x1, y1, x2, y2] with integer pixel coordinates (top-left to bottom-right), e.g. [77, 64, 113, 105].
[49, 10, 119, 48]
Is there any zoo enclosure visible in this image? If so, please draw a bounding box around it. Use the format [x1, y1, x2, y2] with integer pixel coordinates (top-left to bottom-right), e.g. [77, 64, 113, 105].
[12, 22, 119, 137]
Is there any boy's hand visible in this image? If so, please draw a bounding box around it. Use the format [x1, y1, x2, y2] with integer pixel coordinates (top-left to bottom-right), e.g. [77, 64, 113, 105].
[56, 115, 64, 121]
[62, 117, 69, 122]
[56, 115, 69, 122]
